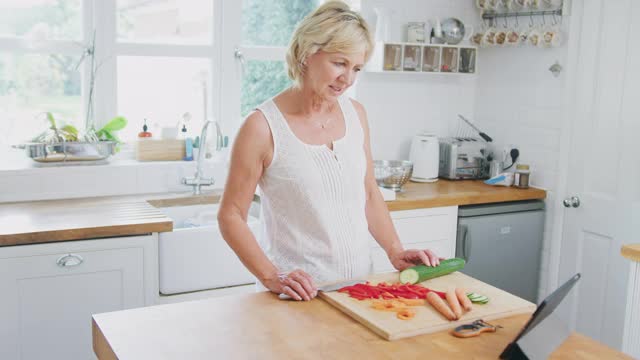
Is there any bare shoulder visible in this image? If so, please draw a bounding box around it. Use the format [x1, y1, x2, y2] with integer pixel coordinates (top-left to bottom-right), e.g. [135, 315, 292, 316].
[237, 110, 271, 146]
[348, 98, 369, 131]
[234, 110, 274, 167]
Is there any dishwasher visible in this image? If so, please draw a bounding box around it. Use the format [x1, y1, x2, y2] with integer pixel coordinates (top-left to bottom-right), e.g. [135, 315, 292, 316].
[456, 200, 545, 303]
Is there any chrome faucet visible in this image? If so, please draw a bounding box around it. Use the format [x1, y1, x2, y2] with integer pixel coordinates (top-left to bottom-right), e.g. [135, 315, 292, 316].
[182, 120, 224, 195]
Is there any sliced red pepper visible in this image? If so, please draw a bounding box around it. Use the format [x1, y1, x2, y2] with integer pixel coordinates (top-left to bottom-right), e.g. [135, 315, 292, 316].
[338, 282, 446, 301]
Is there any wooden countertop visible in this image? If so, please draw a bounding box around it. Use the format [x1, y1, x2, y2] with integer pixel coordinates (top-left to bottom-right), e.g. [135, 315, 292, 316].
[0, 181, 545, 246]
[0, 191, 222, 247]
[387, 180, 547, 211]
[92, 290, 629, 360]
[621, 244, 640, 262]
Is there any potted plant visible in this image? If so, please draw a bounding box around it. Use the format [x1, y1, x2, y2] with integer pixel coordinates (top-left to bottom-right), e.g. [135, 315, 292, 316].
[15, 31, 127, 163]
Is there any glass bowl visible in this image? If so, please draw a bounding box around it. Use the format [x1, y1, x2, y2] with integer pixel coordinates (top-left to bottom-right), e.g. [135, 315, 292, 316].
[373, 160, 413, 192]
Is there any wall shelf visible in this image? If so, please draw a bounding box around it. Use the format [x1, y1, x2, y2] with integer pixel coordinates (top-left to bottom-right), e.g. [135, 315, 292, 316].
[366, 41, 477, 75]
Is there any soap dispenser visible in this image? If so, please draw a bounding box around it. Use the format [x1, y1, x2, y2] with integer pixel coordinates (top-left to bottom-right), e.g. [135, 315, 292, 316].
[138, 119, 153, 138]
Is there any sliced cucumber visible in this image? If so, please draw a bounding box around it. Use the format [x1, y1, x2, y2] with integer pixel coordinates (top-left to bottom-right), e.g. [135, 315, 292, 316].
[399, 258, 466, 284]
[399, 268, 419, 284]
[467, 292, 489, 304]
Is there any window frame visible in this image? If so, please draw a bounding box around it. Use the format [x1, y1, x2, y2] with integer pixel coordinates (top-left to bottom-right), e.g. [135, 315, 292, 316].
[94, 0, 224, 137]
[1, 0, 347, 154]
[0, 0, 92, 147]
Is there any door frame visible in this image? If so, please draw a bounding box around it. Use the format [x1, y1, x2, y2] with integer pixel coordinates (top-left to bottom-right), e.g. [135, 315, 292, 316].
[547, 0, 586, 295]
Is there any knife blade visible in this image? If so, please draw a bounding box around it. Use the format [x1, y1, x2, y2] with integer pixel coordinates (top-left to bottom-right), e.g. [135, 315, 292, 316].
[278, 278, 363, 300]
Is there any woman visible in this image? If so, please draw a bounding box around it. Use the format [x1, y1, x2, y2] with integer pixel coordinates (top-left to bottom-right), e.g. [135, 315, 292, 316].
[218, 1, 442, 301]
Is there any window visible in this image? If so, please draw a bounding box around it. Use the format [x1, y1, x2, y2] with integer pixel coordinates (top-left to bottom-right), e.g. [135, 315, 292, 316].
[116, 56, 210, 140]
[237, 0, 360, 118]
[114, 0, 216, 140]
[0, 0, 82, 40]
[0, 0, 84, 150]
[1, 0, 350, 155]
[116, 0, 213, 45]
[239, 0, 320, 117]
[0, 53, 83, 147]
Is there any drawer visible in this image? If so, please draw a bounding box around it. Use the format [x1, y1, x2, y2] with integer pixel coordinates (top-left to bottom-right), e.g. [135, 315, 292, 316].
[390, 206, 457, 220]
[390, 206, 457, 245]
[370, 239, 453, 274]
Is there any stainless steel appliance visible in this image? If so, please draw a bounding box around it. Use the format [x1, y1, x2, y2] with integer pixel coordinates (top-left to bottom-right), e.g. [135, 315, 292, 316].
[456, 200, 545, 302]
[438, 137, 490, 179]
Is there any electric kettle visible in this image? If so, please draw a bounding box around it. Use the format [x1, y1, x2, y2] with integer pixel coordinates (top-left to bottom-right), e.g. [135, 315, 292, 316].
[409, 132, 439, 182]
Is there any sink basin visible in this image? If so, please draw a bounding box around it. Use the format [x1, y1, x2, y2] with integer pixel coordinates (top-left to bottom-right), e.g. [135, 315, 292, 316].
[156, 203, 260, 295]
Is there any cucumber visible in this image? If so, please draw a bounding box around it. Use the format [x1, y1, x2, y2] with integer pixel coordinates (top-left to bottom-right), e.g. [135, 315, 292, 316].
[467, 292, 489, 304]
[399, 258, 466, 284]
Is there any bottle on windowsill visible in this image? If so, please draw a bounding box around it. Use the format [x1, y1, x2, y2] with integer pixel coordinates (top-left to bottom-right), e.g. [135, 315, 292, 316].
[138, 119, 153, 138]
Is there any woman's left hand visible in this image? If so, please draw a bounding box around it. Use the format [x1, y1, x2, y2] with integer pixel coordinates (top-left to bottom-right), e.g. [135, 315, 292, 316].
[389, 248, 444, 271]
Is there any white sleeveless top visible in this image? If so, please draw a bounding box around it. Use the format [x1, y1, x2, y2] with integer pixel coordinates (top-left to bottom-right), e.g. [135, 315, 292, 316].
[256, 95, 373, 285]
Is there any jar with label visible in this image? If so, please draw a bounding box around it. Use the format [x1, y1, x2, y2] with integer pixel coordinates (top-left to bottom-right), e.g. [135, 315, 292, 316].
[407, 22, 426, 43]
[514, 164, 531, 188]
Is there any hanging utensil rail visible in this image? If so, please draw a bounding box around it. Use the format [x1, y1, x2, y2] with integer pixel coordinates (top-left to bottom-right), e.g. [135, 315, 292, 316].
[482, 8, 562, 20]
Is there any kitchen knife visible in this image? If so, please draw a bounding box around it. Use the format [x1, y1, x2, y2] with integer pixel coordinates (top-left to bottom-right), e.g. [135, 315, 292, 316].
[278, 278, 363, 300]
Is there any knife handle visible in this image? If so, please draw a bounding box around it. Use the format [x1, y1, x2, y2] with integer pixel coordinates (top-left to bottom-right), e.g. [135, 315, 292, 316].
[278, 293, 293, 300]
[451, 320, 500, 338]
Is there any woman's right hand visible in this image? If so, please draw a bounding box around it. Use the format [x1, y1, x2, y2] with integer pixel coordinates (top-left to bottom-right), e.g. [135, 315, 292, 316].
[263, 269, 317, 301]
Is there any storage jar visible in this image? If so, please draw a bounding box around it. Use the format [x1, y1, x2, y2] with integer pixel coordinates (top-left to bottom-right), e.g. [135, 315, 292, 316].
[514, 164, 531, 189]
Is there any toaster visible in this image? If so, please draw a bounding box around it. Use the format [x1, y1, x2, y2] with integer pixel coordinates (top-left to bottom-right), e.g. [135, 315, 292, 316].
[438, 137, 490, 180]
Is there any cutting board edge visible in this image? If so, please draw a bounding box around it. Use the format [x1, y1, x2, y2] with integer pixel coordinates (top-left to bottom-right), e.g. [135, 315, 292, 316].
[387, 303, 537, 341]
[319, 292, 393, 340]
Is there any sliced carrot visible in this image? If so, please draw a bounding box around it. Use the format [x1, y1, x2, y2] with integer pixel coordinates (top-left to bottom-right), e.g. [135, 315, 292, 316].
[456, 287, 473, 312]
[371, 300, 406, 312]
[427, 291, 456, 321]
[397, 298, 427, 306]
[446, 289, 462, 320]
[396, 308, 416, 320]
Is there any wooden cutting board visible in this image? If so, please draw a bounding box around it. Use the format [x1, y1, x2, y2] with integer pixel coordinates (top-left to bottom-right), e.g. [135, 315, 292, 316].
[319, 271, 536, 341]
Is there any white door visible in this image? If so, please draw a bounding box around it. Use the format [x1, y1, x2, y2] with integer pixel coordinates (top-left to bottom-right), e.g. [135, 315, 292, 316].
[557, 0, 640, 350]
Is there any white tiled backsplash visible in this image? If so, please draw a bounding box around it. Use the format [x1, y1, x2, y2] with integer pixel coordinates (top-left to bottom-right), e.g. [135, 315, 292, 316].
[0, 156, 228, 203]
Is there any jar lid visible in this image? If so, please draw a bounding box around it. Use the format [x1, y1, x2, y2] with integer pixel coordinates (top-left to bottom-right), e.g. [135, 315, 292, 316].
[516, 164, 530, 170]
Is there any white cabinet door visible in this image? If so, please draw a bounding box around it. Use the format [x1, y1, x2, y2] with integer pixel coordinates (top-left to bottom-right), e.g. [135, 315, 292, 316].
[371, 206, 458, 273]
[0, 235, 155, 360]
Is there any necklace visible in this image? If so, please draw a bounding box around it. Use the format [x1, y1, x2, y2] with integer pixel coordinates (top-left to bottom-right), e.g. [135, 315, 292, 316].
[320, 117, 332, 129]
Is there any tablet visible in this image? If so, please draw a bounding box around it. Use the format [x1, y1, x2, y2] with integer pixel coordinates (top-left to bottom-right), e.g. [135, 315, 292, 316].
[500, 273, 581, 359]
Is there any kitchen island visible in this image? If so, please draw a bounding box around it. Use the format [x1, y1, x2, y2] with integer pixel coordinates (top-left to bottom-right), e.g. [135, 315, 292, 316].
[92, 284, 629, 360]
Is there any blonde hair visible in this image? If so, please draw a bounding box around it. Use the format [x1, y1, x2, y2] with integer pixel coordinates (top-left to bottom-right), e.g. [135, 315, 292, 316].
[286, 1, 374, 87]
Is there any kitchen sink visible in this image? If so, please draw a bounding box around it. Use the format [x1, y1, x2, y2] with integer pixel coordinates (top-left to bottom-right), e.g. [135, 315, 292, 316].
[155, 200, 260, 295]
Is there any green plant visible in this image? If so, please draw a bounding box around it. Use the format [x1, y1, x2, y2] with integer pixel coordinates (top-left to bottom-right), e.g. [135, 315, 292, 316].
[31, 112, 79, 143]
[95, 116, 127, 144]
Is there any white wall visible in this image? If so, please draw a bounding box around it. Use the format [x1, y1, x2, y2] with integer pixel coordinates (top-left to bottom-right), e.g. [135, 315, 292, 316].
[357, 0, 478, 160]
[474, 27, 571, 300]
[0, 149, 228, 203]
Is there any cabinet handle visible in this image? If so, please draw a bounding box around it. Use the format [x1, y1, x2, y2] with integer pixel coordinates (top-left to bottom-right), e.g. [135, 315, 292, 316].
[56, 253, 84, 267]
[457, 225, 471, 263]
